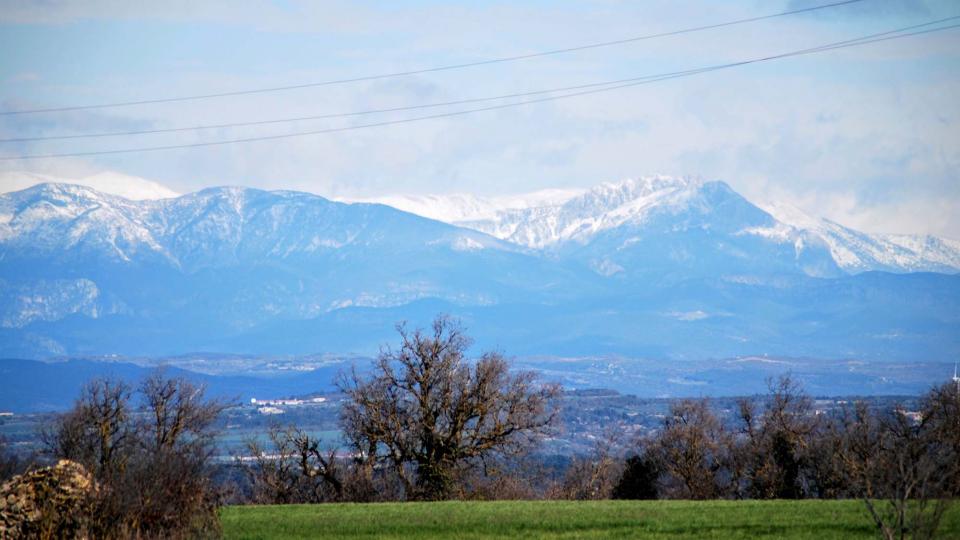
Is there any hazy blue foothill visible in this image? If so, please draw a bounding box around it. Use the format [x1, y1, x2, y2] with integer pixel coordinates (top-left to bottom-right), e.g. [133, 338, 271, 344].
[0, 355, 953, 413]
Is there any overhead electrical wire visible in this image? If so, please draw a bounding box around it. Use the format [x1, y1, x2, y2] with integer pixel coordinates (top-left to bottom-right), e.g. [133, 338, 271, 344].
[0, 0, 868, 116]
[2, 14, 956, 144]
[1, 19, 957, 161]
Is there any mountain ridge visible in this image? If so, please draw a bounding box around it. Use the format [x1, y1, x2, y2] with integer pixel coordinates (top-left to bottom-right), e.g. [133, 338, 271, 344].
[1, 178, 958, 361]
[345, 176, 960, 275]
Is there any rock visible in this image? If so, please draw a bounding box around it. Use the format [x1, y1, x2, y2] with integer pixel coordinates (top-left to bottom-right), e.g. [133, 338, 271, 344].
[0, 460, 97, 539]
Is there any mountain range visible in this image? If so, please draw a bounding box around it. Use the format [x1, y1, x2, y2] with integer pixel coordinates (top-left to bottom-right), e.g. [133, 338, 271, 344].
[359, 176, 960, 275]
[1, 175, 958, 365]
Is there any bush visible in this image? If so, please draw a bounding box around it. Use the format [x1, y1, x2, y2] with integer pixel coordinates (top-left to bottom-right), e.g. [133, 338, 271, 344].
[43, 372, 228, 539]
[612, 453, 659, 500]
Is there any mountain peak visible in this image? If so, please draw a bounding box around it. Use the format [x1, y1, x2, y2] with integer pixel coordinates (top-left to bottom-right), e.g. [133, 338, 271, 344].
[1, 171, 179, 201]
[371, 176, 959, 275]
[594, 175, 704, 195]
[3, 183, 134, 214]
[16, 181, 103, 198]
[455, 175, 727, 248]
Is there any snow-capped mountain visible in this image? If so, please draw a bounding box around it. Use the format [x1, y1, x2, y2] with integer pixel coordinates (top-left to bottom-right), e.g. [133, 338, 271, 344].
[0, 183, 573, 339]
[456, 176, 726, 248]
[11, 172, 957, 275]
[0, 183, 515, 266]
[1, 179, 958, 362]
[759, 201, 960, 274]
[368, 176, 960, 275]
[346, 188, 584, 223]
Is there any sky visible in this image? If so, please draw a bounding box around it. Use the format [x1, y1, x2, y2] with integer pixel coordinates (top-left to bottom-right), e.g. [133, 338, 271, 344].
[0, 0, 958, 237]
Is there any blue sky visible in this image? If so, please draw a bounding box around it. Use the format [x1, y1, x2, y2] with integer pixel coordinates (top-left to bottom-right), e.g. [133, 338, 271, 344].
[1, 0, 958, 237]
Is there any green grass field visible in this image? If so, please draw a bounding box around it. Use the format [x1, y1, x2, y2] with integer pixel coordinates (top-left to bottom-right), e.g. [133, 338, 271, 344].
[220, 499, 960, 539]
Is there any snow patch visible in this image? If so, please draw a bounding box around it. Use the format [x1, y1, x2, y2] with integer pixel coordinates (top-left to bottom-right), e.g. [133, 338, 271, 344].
[452, 236, 485, 251]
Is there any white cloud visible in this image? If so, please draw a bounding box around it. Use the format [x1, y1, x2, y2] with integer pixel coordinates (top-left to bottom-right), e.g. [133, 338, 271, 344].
[0, 170, 179, 200]
[0, 1, 957, 236]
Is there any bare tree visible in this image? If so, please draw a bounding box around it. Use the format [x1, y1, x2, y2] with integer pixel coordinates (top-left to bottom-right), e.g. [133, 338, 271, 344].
[551, 430, 624, 500]
[339, 316, 560, 500]
[454, 454, 553, 500]
[43, 373, 228, 539]
[734, 375, 818, 499]
[289, 428, 343, 499]
[646, 399, 732, 499]
[921, 380, 960, 490]
[126, 374, 228, 537]
[803, 417, 851, 499]
[834, 388, 959, 540]
[139, 372, 224, 451]
[42, 379, 134, 482]
[243, 424, 343, 504]
[243, 425, 301, 504]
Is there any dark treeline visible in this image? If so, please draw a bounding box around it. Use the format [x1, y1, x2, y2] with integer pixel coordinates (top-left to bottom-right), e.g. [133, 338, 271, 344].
[2, 316, 958, 539]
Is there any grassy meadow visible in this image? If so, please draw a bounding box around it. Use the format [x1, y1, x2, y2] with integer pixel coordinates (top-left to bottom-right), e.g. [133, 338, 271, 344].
[220, 499, 960, 539]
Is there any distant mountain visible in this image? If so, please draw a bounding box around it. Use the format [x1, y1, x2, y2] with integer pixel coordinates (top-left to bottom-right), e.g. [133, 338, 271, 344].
[2, 354, 953, 412]
[0, 183, 584, 356]
[0, 357, 347, 412]
[0, 178, 958, 364]
[527, 177, 842, 280]
[401, 176, 960, 275]
[347, 188, 585, 223]
[760, 201, 960, 274]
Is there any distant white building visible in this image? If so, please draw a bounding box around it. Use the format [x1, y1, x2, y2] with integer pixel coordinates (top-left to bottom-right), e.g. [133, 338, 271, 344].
[250, 396, 326, 407]
[257, 406, 285, 415]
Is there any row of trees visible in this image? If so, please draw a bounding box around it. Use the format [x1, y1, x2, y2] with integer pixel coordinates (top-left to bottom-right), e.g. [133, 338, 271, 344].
[560, 377, 960, 540]
[3, 316, 958, 539]
[0, 317, 559, 537]
[237, 317, 960, 538]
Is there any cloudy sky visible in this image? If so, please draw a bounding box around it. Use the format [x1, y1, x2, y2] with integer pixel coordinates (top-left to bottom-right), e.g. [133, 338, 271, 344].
[1, 0, 958, 237]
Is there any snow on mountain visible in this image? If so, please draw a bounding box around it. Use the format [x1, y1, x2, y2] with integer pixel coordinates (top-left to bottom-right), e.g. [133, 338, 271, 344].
[345, 188, 584, 223]
[881, 235, 960, 269]
[10, 172, 953, 275]
[0, 182, 568, 332]
[359, 176, 960, 275]
[0, 183, 171, 262]
[0, 170, 180, 200]
[759, 202, 960, 274]
[0, 183, 525, 268]
[457, 176, 708, 248]
[1, 181, 959, 362]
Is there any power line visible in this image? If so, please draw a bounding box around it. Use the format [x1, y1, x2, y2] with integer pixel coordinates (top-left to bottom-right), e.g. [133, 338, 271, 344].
[0, 0, 868, 116]
[1, 20, 956, 162]
[4, 13, 955, 145]
[0, 75, 696, 143]
[3, 21, 955, 161]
